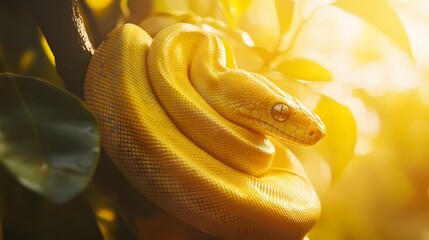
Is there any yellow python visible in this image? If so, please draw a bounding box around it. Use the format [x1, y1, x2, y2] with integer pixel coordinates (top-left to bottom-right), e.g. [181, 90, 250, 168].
[84, 23, 326, 240]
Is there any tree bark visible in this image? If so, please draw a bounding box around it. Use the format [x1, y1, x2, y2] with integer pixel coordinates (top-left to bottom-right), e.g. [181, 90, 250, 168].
[25, 0, 93, 98]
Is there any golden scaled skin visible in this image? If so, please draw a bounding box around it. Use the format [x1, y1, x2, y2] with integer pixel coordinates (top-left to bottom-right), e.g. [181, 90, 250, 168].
[84, 23, 325, 240]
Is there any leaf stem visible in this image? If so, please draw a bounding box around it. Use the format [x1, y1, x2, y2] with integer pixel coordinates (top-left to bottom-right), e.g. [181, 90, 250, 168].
[264, 4, 327, 68]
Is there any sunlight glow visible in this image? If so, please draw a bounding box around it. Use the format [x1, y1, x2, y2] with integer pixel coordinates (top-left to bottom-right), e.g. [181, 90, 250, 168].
[241, 32, 254, 47]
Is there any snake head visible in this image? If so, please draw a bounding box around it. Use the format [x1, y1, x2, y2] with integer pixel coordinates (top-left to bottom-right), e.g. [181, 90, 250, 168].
[266, 97, 326, 146]
[212, 70, 326, 146]
[236, 93, 325, 146]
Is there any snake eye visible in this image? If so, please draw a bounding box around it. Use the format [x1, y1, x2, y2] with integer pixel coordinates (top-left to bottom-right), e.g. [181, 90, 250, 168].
[271, 103, 290, 122]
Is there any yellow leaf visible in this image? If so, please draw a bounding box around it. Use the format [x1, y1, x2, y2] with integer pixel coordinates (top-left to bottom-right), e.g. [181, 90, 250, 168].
[40, 34, 55, 67]
[276, 58, 332, 81]
[333, 0, 413, 60]
[218, 0, 252, 28]
[274, 0, 295, 34]
[262, 71, 321, 110]
[85, 0, 114, 11]
[314, 95, 357, 179]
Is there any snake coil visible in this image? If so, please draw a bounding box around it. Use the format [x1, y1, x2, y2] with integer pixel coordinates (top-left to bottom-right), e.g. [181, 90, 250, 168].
[84, 23, 325, 240]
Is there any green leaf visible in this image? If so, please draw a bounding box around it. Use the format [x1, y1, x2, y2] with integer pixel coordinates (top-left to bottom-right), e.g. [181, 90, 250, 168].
[275, 0, 295, 34]
[276, 58, 333, 81]
[333, 0, 413, 59]
[218, 0, 252, 28]
[314, 95, 357, 179]
[0, 73, 99, 203]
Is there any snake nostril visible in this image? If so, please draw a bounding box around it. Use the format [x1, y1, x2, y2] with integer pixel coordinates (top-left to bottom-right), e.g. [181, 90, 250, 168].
[309, 130, 315, 137]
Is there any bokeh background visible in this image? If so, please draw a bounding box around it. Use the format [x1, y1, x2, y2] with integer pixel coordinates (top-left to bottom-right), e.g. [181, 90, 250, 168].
[1, 0, 429, 239]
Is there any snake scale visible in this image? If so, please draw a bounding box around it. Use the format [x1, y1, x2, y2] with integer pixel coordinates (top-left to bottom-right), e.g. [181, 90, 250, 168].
[84, 23, 326, 240]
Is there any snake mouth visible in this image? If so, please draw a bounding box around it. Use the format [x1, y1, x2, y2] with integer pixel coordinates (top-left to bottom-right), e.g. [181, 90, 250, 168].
[259, 120, 325, 146]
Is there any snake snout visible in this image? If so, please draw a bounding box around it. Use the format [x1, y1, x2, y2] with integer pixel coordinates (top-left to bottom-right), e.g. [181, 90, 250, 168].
[293, 109, 326, 145]
[304, 120, 325, 145]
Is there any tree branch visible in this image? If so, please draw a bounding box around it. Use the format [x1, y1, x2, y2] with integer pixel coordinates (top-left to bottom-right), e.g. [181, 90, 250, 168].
[25, 0, 93, 98]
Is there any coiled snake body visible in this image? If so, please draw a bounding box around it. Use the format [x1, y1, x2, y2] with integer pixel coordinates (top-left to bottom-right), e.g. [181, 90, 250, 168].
[84, 23, 325, 240]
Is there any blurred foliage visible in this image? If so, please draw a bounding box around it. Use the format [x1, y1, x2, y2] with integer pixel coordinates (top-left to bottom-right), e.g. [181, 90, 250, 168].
[277, 58, 333, 81]
[1, 0, 428, 239]
[0, 1, 63, 87]
[0, 73, 99, 203]
[313, 95, 356, 179]
[333, 0, 413, 59]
